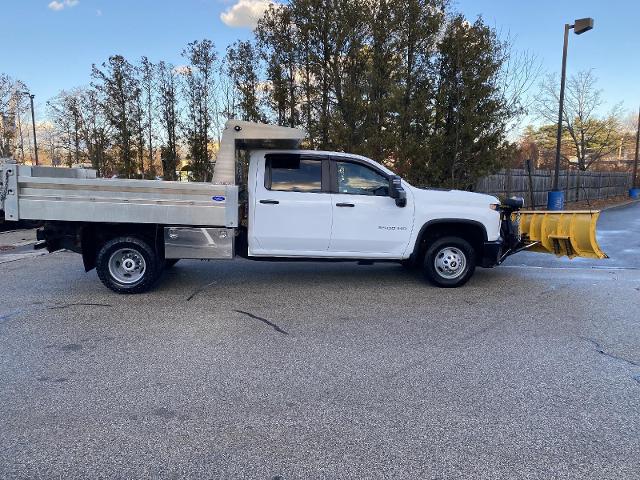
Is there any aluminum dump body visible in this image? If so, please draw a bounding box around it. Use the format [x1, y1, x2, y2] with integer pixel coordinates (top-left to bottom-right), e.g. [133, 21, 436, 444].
[1, 163, 238, 227]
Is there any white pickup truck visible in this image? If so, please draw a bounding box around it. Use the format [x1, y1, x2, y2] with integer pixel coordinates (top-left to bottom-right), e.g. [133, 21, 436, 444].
[1, 121, 604, 293]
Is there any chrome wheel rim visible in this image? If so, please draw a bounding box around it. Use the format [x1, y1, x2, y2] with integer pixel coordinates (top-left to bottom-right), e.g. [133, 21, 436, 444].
[108, 248, 146, 284]
[434, 246, 466, 279]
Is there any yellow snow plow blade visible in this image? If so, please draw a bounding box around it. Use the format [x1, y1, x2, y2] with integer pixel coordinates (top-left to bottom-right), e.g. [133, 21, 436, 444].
[517, 210, 608, 259]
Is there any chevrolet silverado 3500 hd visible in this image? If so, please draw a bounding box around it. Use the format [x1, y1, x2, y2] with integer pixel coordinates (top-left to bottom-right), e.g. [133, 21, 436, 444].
[0, 121, 606, 293]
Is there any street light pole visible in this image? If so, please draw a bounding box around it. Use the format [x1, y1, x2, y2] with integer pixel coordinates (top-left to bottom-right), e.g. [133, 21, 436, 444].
[21, 91, 39, 166]
[28, 94, 38, 166]
[552, 24, 570, 194]
[548, 17, 594, 210]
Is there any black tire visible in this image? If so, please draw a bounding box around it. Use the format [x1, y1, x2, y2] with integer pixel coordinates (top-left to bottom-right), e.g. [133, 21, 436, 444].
[96, 236, 160, 294]
[164, 259, 180, 268]
[423, 236, 476, 288]
[400, 257, 418, 271]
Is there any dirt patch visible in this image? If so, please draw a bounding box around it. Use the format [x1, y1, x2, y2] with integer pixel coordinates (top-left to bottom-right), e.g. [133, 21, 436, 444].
[563, 195, 637, 211]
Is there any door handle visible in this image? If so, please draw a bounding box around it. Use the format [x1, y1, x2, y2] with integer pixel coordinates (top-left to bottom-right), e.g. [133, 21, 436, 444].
[260, 199, 280, 204]
[336, 202, 355, 207]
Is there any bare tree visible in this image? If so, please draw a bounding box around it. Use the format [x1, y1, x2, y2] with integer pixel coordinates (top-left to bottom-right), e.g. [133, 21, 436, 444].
[498, 44, 541, 134]
[0, 73, 27, 158]
[77, 88, 112, 176]
[47, 89, 84, 167]
[536, 70, 622, 171]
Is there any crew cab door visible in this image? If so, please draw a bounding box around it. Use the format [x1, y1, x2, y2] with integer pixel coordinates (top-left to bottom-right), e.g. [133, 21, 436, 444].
[329, 159, 413, 256]
[250, 153, 332, 255]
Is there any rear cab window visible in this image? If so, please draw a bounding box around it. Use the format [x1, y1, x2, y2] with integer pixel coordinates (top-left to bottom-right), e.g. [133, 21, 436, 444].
[265, 154, 327, 193]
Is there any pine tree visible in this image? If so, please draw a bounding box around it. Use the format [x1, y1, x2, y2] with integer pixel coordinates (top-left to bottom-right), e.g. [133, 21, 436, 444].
[92, 55, 140, 178]
[181, 40, 217, 182]
[157, 61, 180, 180]
[225, 41, 264, 123]
[431, 16, 509, 189]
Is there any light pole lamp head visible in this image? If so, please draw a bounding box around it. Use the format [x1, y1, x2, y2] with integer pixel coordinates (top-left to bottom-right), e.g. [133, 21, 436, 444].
[573, 18, 594, 35]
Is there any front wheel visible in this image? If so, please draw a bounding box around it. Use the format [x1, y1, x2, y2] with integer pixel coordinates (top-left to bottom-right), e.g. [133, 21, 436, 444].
[96, 236, 160, 294]
[423, 236, 476, 288]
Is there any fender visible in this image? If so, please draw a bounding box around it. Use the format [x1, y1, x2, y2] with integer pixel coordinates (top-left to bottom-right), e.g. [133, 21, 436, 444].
[410, 218, 489, 260]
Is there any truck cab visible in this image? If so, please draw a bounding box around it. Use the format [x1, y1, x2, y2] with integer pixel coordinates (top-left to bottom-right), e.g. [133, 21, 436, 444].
[243, 148, 503, 285]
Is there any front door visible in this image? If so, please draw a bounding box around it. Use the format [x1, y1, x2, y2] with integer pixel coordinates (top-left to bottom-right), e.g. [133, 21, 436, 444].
[250, 153, 332, 255]
[329, 159, 413, 255]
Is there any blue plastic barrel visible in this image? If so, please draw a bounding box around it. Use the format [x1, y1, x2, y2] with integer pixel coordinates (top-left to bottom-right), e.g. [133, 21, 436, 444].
[547, 190, 565, 210]
[630, 188, 640, 199]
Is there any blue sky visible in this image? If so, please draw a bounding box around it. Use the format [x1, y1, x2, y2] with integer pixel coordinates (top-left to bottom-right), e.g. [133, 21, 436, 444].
[1, 0, 638, 121]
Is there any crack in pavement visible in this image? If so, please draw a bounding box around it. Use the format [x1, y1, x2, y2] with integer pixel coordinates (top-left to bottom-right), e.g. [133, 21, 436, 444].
[580, 336, 640, 387]
[580, 336, 640, 368]
[234, 309, 289, 335]
[1, 301, 111, 325]
[186, 281, 218, 301]
[48, 303, 112, 310]
[385, 317, 508, 382]
[0, 309, 23, 323]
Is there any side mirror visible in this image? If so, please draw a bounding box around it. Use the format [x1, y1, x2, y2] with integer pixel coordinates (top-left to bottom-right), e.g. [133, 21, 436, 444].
[389, 175, 407, 207]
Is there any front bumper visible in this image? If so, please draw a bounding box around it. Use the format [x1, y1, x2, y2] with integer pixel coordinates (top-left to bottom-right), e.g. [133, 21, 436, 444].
[479, 240, 503, 268]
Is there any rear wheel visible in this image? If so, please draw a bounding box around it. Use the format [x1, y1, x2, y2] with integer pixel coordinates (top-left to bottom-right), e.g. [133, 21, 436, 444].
[423, 236, 475, 288]
[96, 236, 159, 294]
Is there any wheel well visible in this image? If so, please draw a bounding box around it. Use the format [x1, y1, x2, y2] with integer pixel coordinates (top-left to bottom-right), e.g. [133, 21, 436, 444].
[412, 220, 487, 263]
[78, 223, 163, 272]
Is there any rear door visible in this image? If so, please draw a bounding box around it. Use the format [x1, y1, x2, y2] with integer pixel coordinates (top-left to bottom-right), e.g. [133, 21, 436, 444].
[329, 158, 413, 255]
[250, 153, 332, 255]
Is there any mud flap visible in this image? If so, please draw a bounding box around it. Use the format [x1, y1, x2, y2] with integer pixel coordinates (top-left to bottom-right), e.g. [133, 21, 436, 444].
[516, 210, 608, 259]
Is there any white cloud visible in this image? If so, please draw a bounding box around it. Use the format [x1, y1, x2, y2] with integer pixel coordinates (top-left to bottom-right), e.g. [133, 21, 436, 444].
[220, 0, 273, 28]
[48, 0, 79, 11]
[173, 65, 192, 75]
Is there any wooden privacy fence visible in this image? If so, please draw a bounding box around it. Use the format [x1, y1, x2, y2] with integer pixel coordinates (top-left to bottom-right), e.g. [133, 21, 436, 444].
[476, 168, 633, 208]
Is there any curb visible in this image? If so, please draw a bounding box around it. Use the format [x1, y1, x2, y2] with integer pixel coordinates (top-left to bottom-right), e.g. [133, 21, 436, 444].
[601, 199, 640, 211]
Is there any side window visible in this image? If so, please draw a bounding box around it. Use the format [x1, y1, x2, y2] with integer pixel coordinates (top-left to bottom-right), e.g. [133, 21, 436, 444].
[266, 154, 323, 193]
[336, 161, 389, 196]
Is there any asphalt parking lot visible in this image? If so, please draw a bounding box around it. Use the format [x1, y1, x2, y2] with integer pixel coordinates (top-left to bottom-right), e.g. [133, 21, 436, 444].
[1, 203, 639, 479]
